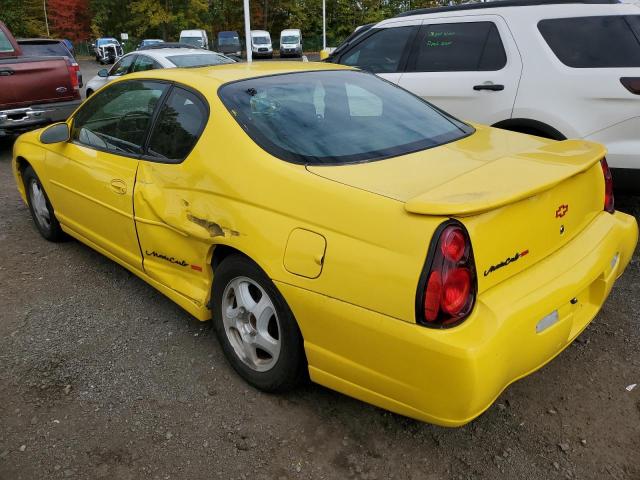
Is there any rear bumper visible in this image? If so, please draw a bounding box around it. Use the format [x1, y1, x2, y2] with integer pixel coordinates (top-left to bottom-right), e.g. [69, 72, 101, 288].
[0, 100, 80, 136]
[277, 211, 638, 426]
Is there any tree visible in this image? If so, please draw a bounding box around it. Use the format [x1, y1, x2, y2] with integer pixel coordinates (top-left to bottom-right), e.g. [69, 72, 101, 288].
[48, 0, 91, 41]
[0, 0, 48, 37]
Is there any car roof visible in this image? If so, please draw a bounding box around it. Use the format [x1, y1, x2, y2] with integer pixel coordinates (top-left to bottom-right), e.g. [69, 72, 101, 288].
[16, 38, 65, 43]
[135, 48, 224, 60]
[394, 0, 620, 17]
[251, 30, 270, 35]
[122, 61, 352, 89]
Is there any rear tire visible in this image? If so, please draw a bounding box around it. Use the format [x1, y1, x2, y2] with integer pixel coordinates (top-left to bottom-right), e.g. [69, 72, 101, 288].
[211, 254, 306, 393]
[22, 166, 65, 242]
[86, 89, 94, 98]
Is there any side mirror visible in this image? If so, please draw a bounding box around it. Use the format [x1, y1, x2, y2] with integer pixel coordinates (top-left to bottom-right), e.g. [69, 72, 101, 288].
[98, 68, 109, 78]
[40, 123, 70, 144]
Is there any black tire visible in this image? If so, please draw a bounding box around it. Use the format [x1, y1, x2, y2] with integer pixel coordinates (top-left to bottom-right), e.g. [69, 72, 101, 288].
[86, 89, 93, 98]
[211, 254, 306, 392]
[22, 166, 65, 242]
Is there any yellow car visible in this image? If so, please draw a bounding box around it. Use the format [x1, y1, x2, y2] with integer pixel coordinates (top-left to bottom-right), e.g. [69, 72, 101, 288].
[12, 62, 638, 426]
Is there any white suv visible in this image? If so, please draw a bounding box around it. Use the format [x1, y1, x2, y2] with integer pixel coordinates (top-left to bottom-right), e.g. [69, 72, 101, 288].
[328, 0, 640, 183]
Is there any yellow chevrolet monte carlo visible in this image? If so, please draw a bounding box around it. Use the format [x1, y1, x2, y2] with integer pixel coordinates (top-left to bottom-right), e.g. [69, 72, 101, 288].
[12, 62, 638, 426]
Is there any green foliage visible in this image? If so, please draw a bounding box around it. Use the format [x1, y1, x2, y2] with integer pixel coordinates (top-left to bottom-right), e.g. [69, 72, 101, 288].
[3, 0, 462, 50]
[0, 0, 48, 37]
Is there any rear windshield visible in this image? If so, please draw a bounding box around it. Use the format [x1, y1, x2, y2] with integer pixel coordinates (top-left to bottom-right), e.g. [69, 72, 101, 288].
[218, 70, 472, 165]
[18, 42, 70, 58]
[538, 15, 640, 68]
[167, 53, 235, 67]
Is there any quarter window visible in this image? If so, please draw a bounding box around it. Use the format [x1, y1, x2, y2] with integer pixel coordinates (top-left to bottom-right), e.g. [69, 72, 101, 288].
[132, 55, 161, 72]
[341, 26, 417, 73]
[147, 87, 208, 162]
[72, 80, 167, 155]
[0, 30, 14, 53]
[109, 55, 136, 76]
[410, 22, 506, 72]
[538, 16, 640, 68]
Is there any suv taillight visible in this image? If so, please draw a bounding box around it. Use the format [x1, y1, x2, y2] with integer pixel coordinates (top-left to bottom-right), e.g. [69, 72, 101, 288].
[65, 58, 79, 91]
[416, 221, 477, 328]
[601, 158, 614, 214]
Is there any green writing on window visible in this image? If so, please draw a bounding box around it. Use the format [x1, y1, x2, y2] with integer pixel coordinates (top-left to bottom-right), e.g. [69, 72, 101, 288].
[426, 40, 453, 47]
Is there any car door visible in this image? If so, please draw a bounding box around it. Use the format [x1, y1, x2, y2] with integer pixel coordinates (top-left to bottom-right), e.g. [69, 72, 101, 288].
[44, 79, 169, 269]
[133, 85, 211, 303]
[398, 16, 522, 125]
[337, 21, 420, 84]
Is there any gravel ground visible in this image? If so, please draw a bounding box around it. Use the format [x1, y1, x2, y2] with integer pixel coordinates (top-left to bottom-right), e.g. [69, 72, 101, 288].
[0, 72, 639, 478]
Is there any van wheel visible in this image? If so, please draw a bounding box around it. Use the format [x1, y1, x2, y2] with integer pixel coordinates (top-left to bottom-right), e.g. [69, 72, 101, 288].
[23, 166, 65, 242]
[86, 89, 93, 98]
[211, 254, 306, 392]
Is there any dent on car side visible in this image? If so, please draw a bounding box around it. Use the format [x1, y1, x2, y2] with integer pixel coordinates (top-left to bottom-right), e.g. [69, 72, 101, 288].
[11, 64, 638, 426]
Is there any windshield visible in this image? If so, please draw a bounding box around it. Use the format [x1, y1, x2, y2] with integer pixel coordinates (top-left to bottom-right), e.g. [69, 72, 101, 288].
[281, 35, 299, 44]
[181, 37, 203, 47]
[218, 70, 472, 165]
[143, 40, 163, 46]
[167, 53, 234, 67]
[98, 38, 118, 46]
[252, 36, 270, 45]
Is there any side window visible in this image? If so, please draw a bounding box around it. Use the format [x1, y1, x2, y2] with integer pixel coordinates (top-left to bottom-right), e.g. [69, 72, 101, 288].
[0, 30, 14, 53]
[71, 80, 167, 155]
[538, 16, 640, 68]
[340, 26, 416, 73]
[410, 22, 507, 72]
[147, 87, 208, 162]
[133, 55, 161, 72]
[109, 55, 136, 76]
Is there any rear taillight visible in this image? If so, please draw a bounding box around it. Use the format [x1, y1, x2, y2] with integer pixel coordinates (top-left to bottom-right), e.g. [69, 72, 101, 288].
[417, 222, 477, 328]
[65, 58, 79, 91]
[601, 158, 614, 214]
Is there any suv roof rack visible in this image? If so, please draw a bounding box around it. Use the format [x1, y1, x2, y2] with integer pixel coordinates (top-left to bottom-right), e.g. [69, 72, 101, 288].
[395, 0, 620, 18]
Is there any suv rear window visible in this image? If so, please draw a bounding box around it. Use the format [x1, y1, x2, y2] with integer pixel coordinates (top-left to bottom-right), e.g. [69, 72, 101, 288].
[17, 41, 71, 58]
[539, 16, 640, 68]
[218, 70, 472, 165]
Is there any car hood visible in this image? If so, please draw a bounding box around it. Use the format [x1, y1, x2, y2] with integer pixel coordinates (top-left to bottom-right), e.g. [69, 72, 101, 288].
[306, 125, 605, 216]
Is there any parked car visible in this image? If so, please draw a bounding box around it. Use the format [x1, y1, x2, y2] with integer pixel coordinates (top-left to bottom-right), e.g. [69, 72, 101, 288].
[279, 29, 302, 57]
[137, 39, 164, 50]
[327, 0, 640, 187]
[16, 38, 82, 87]
[179, 29, 209, 49]
[84, 48, 235, 97]
[217, 31, 242, 57]
[11, 62, 638, 426]
[0, 22, 81, 137]
[250, 30, 272, 58]
[93, 37, 123, 64]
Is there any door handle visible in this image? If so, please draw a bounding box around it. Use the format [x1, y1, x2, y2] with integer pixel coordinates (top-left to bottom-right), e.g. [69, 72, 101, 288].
[0, 68, 15, 76]
[473, 84, 504, 91]
[110, 179, 127, 195]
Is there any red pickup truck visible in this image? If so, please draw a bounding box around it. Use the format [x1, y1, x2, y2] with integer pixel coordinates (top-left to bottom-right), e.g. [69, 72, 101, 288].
[0, 21, 81, 137]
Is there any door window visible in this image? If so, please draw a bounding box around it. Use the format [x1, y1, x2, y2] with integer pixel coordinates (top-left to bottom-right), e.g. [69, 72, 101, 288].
[538, 16, 640, 68]
[71, 80, 167, 155]
[0, 30, 14, 53]
[410, 22, 506, 72]
[147, 87, 208, 162]
[132, 55, 162, 72]
[340, 26, 417, 73]
[109, 54, 136, 76]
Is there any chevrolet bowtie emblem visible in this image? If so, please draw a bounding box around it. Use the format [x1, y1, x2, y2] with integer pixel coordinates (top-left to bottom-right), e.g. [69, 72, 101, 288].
[555, 204, 569, 218]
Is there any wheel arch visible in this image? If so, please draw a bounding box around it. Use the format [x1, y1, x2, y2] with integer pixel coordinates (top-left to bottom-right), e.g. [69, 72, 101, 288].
[492, 118, 566, 141]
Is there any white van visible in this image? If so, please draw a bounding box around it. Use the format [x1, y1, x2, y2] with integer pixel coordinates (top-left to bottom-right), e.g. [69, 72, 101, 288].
[250, 30, 272, 58]
[179, 29, 209, 49]
[279, 29, 302, 57]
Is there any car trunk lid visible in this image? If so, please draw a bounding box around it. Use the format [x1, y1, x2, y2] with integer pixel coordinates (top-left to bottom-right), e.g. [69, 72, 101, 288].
[306, 127, 607, 291]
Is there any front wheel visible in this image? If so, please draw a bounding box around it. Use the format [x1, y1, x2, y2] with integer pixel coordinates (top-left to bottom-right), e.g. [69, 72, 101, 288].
[211, 254, 306, 392]
[23, 166, 65, 242]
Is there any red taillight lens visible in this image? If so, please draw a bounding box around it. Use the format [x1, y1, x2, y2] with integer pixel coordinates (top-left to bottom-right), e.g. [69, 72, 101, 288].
[601, 158, 614, 214]
[419, 223, 477, 328]
[66, 59, 79, 90]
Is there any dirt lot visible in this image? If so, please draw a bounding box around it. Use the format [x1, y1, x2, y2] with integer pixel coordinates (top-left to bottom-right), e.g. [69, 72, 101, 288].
[0, 74, 639, 478]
